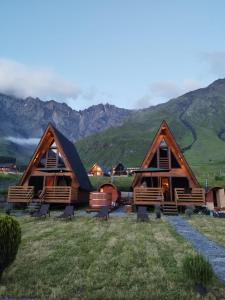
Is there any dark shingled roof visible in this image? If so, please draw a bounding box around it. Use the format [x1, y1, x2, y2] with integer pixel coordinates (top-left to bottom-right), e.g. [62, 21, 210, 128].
[51, 125, 92, 191]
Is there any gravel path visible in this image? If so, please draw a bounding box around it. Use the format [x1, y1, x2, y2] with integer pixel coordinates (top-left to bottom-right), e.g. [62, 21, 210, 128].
[167, 215, 225, 283]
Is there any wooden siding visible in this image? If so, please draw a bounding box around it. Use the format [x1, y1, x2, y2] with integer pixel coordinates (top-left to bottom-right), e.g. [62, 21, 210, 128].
[134, 187, 164, 205]
[40, 186, 77, 203]
[174, 188, 205, 206]
[8, 186, 34, 203]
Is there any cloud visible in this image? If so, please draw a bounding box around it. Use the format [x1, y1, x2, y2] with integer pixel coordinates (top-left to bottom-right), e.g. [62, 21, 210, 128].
[6, 137, 40, 145]
[0, 58, 80, 102]
[200, 51, 225, 77]
[135, 79, 202, 109]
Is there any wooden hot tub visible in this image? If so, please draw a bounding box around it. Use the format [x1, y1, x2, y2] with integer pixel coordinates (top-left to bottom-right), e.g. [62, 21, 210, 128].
[89, 192, 112, 210]
[98, 183, 121, 203]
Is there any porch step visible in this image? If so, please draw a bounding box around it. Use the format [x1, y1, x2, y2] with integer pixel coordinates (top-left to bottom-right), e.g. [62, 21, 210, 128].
[26, 202, 41, 214]
[163, 203, 178, 215]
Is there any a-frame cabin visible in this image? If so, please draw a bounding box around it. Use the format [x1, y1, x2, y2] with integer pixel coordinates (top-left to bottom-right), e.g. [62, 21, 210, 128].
[8, 123, 92, 204]
[89, 163, 104, 176]
[132, 121, 205, 209]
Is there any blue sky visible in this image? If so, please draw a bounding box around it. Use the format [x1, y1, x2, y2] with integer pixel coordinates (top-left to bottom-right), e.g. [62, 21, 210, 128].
[0, 0, 225, 110]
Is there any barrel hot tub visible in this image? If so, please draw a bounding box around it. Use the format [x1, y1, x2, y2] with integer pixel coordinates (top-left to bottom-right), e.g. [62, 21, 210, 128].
[89, 192, 112, 210]
[98, 183, 121, 203]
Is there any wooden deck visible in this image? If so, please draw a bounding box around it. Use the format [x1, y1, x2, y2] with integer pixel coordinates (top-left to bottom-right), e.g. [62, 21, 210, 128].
[134, 187, 164, 205]
[134, 187, 205, 206]
[40, 186, 77, 203]
[174, 188, 205, 206]
[8, 186, 34, 203]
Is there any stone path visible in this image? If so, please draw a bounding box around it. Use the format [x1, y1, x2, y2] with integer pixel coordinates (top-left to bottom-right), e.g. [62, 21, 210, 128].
[167, 216, 225, 283]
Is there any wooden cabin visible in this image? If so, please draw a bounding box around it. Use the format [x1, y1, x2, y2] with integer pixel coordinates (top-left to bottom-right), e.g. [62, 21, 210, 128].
[0, 157, 17, 173]
[112, 163, 127, 176]
[132, 121, 205, 211]
[206, 187, 225, 210]
[8, 123, 92, 204]
[89, 163, 104, 176]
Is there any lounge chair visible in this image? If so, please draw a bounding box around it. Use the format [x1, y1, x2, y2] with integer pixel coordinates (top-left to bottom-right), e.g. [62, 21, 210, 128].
[95, 205, 109, 220]
[155, 204, 161, 219]
[31, 204, 50, 218]
[56, 205, 74, 220]
[137, 206, 149, 222]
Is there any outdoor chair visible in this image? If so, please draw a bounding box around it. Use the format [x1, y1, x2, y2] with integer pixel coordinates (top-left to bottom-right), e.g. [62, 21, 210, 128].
[155, 204, 161, 219]
[137, 206, 149, 222]
[56, 205, 74, 220]
[95, 205, 109, 220]
[31, 204, 50, 218]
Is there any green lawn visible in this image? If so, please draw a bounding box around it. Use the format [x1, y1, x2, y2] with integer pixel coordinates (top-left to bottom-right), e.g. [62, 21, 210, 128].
[188, 215, 225, 248]
[0, 214, 225, 299]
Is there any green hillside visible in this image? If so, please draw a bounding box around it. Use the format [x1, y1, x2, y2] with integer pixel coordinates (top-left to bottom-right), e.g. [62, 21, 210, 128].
[76, 79, 225, 187]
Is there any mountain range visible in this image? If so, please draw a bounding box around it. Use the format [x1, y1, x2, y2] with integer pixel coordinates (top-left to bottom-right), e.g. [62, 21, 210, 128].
[0, 93, 133, 163]
[1, 79, 225, 182]
[75, 79, 225, 182]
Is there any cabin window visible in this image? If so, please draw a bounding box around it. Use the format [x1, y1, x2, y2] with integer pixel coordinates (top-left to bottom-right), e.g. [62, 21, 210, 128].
[171, 177, 189, 199]
[141, 177, 158, 187]
[56, 176, 71, 186]
[148, 153, 157, 168]
[37, 151, 47, 168]
[159, 140, 169, 169]
[58, 151, 66, 168]
[171, 152, 181, 168]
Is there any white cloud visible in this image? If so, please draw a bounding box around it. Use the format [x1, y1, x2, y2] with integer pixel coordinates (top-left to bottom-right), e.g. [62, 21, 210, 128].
[0, 58, 80, 102]
[135, 79, 202, 109]
[200, 51, 225, 77]
[6, 137, 40, 145]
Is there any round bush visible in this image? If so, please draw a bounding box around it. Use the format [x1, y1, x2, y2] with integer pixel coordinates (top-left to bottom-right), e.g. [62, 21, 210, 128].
[0, 215, 21, 280]
[182, 254, 213, 285]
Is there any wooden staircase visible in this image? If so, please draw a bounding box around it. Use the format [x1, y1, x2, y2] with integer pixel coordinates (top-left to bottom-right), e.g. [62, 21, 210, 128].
[26, 201, 41, 214]
[162, 202, 178, 215]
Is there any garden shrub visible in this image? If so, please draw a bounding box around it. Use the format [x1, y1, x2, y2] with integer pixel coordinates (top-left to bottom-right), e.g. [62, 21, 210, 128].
[0, 215, 21, 280]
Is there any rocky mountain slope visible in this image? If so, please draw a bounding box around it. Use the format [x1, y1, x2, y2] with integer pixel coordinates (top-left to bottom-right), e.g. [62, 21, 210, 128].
[0, 94, 133, 141]
[76, 79, 225, 180]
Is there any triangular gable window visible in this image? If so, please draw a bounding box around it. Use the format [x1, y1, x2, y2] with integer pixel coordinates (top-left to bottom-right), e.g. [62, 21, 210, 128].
[171, 151, 181, 168]
[148, 152, 157, 168]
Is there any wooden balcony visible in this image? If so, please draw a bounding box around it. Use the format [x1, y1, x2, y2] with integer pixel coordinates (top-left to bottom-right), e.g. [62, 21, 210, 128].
[134, 187, 164, 205]
[40, 186, 77, 203]
[8, 186, 34, 203]
[174, 188, 205, 206]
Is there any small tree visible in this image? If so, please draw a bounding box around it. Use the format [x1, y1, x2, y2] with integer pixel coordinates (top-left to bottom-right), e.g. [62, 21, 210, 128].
[0, 215, 21, 280]
[182, 253, 213, 295]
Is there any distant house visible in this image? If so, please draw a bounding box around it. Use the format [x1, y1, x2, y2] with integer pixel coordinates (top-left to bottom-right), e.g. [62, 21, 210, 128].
[112, 163, 127, 176]
[126, 167, 139, 176]
[0, 157, 17, 173]
[89, 163, 110, 177]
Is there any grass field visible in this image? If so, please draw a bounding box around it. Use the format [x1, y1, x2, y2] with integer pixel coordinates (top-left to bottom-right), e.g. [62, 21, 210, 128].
[188, 215, 225, 248]
[0, 214, 225, 299]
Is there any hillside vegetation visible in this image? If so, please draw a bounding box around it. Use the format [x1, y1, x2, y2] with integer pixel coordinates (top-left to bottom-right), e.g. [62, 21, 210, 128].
[76, 79, 225, 186]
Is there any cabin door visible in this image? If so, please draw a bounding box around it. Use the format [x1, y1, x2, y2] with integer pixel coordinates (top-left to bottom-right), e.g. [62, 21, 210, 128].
[160, 177, 171, 201]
